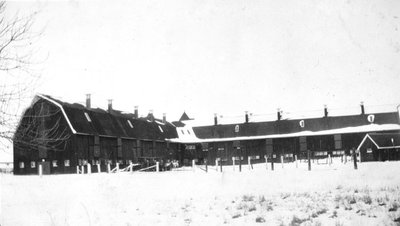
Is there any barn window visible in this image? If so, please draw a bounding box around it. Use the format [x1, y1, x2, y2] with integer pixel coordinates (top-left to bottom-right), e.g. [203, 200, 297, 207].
[52, 160, 58, 167]
[127, 120, 133, 128]
[64, 160, 70, 167]
[251, 155, 260, 159]
[332, 150, 344, 155]
[30, 161, 36, 168]
[158, 125, 164, 133]
[19, 162, 24, 168]
[84, 112, 92, 122]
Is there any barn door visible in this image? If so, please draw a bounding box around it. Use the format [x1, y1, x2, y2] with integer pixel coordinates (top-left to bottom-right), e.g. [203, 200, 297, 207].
[38, 162, 50, 175]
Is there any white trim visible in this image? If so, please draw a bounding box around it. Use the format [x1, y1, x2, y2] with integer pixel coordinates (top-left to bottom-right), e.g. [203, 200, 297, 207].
[127, 120, 133, 128]
[84, 112, 92, 122]
[379, 146, 400, 149]
[368, 134, 381, 149]
[357, 134, 380, 150]
[357, 134, 370, 151]
[37, 94, 77, 134]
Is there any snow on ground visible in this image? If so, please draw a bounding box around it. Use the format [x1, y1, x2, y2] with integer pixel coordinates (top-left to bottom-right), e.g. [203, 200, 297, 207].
[1, 160, 400, 226]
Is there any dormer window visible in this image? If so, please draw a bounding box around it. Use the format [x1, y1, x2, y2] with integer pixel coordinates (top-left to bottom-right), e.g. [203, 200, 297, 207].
[181, 130, 185, 135]
[187, 130, 191, 135]
[84, 112, 92, 122]
[127, 120, 133, 128]
[158, 125, 164, 133]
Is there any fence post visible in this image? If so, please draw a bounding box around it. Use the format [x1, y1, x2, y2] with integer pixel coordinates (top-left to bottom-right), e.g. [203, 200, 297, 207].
[248, 156, 251, 170]
[328, 154, 331, 166]
[205, 159, 208, 173]
[81, 165, 85, 174]
[232, 157, 235, 171]
[116, 162, 120, 173]
[264, 155, 268, 170]
[307, 150, 311, 171]
[271, 155, 274, 171]
[239, 156, 242, 172]
[281, 155, 284, 169]
[341, 154, 343, 163]
[344, 154, 347, 164]
[76, 165, 80, 174]
[192, 159, 196, 172]
[359, 149, 362, 163]
[107, 163, 111, 173]
[97, 163, 101, 173]
[156, 161, 159, 172]
[220, 159, 223, 172]
[38, 164, 43, 177]
[215, 159, 219, 172]
[87, 163, 91, 174]
[353, 150, 358, 170]
[295, 155, 298, 168]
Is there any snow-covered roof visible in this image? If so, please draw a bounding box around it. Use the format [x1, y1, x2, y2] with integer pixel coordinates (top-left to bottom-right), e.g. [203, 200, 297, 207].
[179, 105, 400, 127]
[174, 125, 201, 143]
[168, 124, 400, 144]
[30, 94, 178, 140]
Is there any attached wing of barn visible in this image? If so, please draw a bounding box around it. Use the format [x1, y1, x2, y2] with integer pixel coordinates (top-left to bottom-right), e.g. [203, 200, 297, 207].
[357, 133, 400, 150]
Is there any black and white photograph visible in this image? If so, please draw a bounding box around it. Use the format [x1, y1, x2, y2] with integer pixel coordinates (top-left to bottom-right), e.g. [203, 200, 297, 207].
[1, 0, 400, 225]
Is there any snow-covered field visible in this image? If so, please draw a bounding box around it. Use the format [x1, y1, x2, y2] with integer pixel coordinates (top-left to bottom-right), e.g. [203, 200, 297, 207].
[1, 160, 400, 226]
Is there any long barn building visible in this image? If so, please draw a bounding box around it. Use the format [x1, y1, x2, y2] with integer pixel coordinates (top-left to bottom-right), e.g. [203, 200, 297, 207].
[13, 95, 179, 175]
[13, 95, 400, 174]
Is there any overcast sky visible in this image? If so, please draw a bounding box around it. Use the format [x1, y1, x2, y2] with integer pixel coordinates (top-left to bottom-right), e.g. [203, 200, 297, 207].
[7, 0, 400, 123]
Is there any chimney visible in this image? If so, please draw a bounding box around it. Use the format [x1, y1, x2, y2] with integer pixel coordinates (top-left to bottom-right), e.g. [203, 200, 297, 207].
[277, 108, 281, 121]
[134, 106, 138, 118]
[108, 99, 112, 112]
[324, 105, 328, 117]
[214, 113, 218, 125]
[245, 111, 249, 123]
[148, 110, 154, 122]
[360, 101, 365, 115]
[86, 94, 91, 108]
[162, 113, 166, 123]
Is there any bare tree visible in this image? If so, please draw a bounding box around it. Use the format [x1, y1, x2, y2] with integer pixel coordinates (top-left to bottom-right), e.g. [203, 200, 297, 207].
[13, 98, 71, 154]
[0, 1, 41, 152]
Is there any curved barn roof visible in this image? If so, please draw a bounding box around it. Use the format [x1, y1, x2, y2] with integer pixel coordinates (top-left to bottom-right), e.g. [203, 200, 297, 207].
[37, 94, 178, 141]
